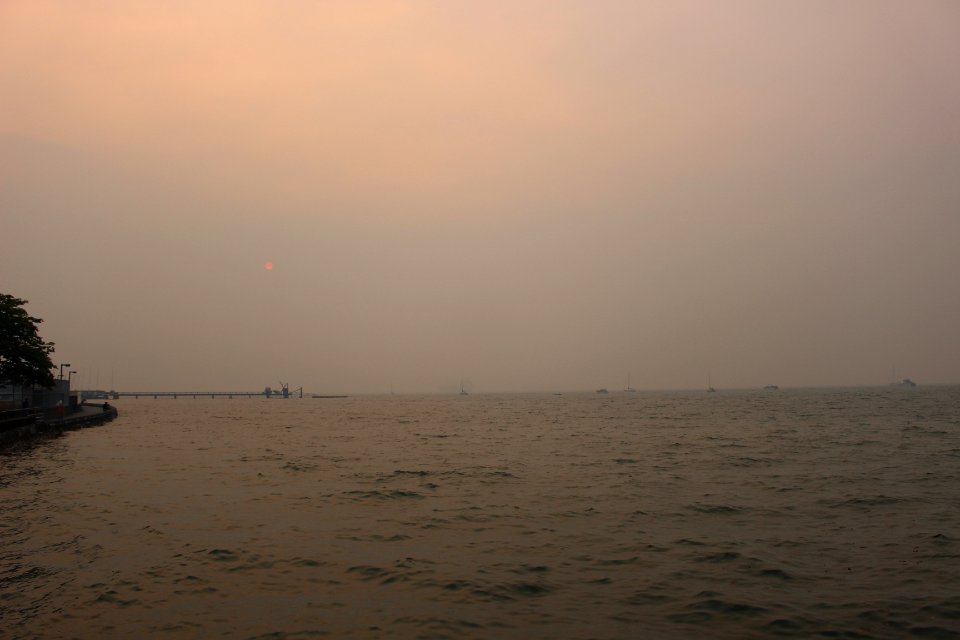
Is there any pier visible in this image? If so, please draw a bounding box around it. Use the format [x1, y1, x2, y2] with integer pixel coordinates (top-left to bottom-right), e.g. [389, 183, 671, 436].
[113, 391, 266, 399]
[102, 384, 303, 400]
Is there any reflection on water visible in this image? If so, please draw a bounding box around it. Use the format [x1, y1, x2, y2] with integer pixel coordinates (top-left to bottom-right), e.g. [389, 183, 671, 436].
[2, 388, 959, 639]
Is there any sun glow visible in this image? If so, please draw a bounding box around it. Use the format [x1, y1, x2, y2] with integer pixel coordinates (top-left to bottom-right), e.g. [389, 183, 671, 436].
[264, 261, 273, 271]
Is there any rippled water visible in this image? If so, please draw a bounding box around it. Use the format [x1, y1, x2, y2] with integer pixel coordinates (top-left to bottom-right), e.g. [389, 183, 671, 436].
[2, 388, 959, 639]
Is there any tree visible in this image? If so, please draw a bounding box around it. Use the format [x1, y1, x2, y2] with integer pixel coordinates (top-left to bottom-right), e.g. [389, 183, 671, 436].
[0, 294, 56, 389]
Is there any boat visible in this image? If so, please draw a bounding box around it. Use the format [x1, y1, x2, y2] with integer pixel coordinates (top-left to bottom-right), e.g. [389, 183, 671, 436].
[889, 366, 917, 387]
[893, 378, 917, 387]
[763, 385, 779, 390]
[459, 378, 468, 395]
[624, 374, 637, 393]
[596, 388, 609, 394]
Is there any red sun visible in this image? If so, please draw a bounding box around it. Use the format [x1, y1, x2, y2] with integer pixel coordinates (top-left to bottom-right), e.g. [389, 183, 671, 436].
[264, 261, 274, 271]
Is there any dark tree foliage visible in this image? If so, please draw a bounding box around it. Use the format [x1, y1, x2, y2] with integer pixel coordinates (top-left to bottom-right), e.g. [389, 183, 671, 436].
[0, 294, 55, 389]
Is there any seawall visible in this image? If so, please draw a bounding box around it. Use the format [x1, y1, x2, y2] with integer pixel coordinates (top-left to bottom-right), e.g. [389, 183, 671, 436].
[0, 404, 119, 448]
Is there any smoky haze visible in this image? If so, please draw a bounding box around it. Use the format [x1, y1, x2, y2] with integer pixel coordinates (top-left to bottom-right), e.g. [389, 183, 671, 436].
[2, 1, 958, 393]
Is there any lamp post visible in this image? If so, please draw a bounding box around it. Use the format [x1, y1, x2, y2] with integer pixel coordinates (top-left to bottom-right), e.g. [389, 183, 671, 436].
[68, 371, 76, 384]
[59, 363, 72, 380]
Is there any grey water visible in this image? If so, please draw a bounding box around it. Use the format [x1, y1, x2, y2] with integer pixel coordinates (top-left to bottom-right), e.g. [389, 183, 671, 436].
[2, 387, 959, 639]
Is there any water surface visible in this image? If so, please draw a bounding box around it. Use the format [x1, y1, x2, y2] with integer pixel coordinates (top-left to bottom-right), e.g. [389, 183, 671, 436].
[2, 388, 959, 638]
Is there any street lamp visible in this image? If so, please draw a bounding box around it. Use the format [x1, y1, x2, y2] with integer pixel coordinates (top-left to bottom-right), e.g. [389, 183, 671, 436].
[68, 371, 76, 384]
[59, 363, 72, 380]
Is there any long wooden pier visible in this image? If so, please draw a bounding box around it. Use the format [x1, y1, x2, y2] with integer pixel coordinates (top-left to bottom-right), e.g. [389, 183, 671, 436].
[85, 384, 302, 400]
[114, 391, 268, 399]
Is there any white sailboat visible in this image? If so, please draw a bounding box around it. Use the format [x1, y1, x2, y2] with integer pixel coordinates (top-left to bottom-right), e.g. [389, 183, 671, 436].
[624, 374, 637, 393]
[459, 378, 468, 395]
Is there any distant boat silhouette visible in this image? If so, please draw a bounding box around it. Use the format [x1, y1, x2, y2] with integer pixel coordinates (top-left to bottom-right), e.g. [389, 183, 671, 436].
[763, 385, 779, 390]
[459, 378, 468, 395]
[624, 374, 637, 393]
[596, 388, 609, 394]
[889, 366, 917, 387]
[707, 373, 716, 393]
[893, 378, 917, 387]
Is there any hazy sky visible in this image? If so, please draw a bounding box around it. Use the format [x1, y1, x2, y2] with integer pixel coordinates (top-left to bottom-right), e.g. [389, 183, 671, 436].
[2, 1, 958, 393]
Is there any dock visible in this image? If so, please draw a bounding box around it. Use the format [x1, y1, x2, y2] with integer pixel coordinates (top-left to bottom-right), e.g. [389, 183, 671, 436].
[112, 391, 267, 399]
[97, 384, 303, 400]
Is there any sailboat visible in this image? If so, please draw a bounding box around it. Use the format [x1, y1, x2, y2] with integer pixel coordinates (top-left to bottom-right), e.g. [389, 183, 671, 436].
[624, 374, 637, 393]
[707, 373, 716, 393]
[459, 378, 468, 395]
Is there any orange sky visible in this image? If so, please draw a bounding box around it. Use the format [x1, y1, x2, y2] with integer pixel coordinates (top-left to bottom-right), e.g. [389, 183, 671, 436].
[11, 1, 954, 220]
[2, 1, 959, 391]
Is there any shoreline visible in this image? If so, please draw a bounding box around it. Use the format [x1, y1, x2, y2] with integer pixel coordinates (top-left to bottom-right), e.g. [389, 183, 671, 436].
[0, 403, 119, 449]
